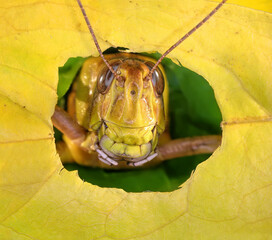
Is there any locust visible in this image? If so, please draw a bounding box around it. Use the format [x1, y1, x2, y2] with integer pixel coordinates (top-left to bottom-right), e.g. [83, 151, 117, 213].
[52, 0, 227, 169]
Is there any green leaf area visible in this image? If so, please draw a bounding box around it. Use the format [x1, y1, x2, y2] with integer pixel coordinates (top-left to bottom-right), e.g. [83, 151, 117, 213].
[56, 51, 222, 192]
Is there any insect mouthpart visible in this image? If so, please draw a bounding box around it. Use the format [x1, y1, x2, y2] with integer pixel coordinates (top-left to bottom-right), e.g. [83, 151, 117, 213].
[94, 120, 159, 166]
[95, 135, 155, 166]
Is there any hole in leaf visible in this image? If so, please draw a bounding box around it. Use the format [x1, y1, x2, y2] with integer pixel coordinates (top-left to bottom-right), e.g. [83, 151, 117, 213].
[54, 48, 222, 193]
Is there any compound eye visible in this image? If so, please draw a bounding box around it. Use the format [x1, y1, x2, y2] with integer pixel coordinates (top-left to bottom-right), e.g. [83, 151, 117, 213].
[97, 63, 120, 94]
[145, 61, 165, 97]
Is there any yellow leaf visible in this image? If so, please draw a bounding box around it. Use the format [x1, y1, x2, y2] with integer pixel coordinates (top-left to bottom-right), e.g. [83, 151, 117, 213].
[228, 0, 272, 12]
[0, 0, 271, 239]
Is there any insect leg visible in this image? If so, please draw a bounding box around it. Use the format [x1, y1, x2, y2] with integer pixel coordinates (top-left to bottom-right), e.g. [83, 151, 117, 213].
[156, 135, 221, 162]
[52, 105, 87, 146]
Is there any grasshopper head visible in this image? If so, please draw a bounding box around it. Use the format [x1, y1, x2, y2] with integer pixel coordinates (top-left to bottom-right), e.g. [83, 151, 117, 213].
[89, 54, 167, 164]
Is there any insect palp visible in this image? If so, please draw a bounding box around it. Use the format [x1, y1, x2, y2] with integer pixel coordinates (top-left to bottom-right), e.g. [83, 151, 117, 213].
[98, 156, 112, 166]
[96, 147, 118, 166]
[128, 153, 158, 166]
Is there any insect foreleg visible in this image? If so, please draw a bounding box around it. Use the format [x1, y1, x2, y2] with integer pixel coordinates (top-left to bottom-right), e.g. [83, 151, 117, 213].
[156, 135, 221, 162]
[52, 105, 87, 146]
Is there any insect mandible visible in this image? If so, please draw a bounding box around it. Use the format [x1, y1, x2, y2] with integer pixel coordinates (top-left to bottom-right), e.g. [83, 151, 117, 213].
[52, 0, 226, 169]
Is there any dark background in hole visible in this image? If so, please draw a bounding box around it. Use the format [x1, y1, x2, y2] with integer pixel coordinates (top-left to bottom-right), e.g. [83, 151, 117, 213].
[56, 48, 222, 192]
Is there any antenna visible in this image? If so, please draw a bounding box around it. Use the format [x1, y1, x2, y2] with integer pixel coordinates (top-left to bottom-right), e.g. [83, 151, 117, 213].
[77, 0, 227, 81]
[146, 0, 227, 80]
[76, 0, 120, 80]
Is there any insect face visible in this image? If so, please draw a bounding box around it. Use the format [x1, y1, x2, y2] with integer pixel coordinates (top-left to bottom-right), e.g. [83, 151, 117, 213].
[86, 54, 166, 164]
